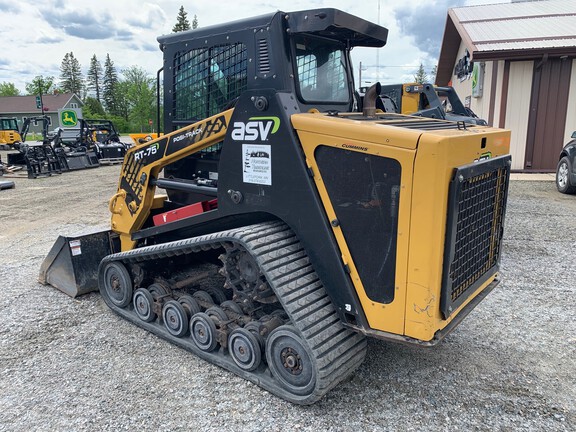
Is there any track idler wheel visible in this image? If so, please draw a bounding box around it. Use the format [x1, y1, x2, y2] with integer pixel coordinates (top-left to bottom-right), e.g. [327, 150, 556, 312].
[228, 327, 262, 371]
[102, 262, 133, 308]
[190, 312, 218, 352]
[265, 325, 317, 396]
[162, 300, 189, 337]
[133, 288, 156, 322]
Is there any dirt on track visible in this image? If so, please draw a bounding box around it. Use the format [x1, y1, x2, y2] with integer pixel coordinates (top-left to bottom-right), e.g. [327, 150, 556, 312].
[0, 154, 574, 431]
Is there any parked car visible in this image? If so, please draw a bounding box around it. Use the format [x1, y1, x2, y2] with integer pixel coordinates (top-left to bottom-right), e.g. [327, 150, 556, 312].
[556, 131, 576, 194]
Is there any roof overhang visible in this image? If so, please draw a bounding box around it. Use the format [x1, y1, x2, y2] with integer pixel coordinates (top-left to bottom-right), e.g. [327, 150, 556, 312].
[436, 5, 576, 85]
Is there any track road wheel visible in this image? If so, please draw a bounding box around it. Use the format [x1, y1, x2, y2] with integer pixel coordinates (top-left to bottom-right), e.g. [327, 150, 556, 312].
[228, 328, 262, 371]
[206, 306, 229, 323]
[162, 300, 189, 337]
[190, 312, 218, 352]
[148, 283, 169, 300]
[192, 290, 214, 306]
[221, 300, 243, 315]
[244, 321, 265, 348]
[178, 294, 201, 316]
[133, 288, 156, 322]
[556, 156, 576, 194]
[102, 262, 133, 308]
[266, 325, 317, 396]
[205, 286, 227, 304]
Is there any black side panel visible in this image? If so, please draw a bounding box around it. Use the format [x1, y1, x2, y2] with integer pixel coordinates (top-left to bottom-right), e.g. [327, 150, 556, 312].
[441, 155, 510, 318]
[315, 147, 401, 303]
[215, 89, 369, 328]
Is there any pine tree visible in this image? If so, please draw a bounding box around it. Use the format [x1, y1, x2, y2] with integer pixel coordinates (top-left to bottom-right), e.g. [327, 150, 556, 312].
[59, 52, 83, 95]
[431, 65, 438, 84]
[87, 54, 103, 103]
[172, 6, 191, 32]
[192, 14, 198, 29]
[103, 53, 119, 114]
[413, 63, 429, 84]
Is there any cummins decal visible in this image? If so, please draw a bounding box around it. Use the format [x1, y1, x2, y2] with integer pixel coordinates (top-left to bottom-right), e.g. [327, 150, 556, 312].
[342, 143, 368, 152]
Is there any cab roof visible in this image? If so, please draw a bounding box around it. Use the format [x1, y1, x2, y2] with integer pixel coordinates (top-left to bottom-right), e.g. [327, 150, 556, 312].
[157, 8, 388, 48]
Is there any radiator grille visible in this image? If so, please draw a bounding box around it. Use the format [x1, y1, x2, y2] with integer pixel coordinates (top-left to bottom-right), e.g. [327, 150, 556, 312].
[441, 155, 510, 318]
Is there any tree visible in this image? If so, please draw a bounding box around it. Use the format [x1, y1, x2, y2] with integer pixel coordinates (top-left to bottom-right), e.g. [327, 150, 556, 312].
[172, 5, 191, 32]
[60, 52, 83, 95]
[103, 53, 120, 115]
[87, 54, 103, 103]
[430, 65, 438, 84]
[114, 81, 130, 121]
[413, 63, 429, 84]
[0, 82, 20, 96]
[82, 96, 106, 117]
[25, 75, 55, 96]
[122, 66, 156, 131]
[192, 14, 198, 29]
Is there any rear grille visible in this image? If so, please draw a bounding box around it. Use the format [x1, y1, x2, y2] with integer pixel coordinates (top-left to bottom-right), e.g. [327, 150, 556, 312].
[440, 155, 510, 318]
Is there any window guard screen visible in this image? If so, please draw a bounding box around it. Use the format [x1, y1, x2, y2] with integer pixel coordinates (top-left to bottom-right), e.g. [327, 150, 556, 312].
[173, 43, 248, 123]
[295, 36, 349, 103]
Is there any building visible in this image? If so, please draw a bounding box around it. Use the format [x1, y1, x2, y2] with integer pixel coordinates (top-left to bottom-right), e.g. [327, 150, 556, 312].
[0, 93, 83, 135]
[436, 0, 576, 171]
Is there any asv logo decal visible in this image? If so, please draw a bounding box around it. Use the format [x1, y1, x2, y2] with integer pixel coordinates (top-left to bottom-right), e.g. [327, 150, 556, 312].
[231, 116, 280, 141]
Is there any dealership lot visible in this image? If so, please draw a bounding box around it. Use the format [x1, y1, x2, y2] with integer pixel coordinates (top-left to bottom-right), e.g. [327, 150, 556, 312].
[0, 163, 574, 431]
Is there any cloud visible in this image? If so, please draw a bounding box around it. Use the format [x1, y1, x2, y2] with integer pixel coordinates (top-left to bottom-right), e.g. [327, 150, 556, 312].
[0, 58, 10, 66]
[0, 0, 21, 13]
[141, 42, 159, 52]
[37, 34, 63, 44]
[39, 8, 131, 40]
[126, 4, 167, 29]
[116, 29, 135, 41]
[393, 1, 466, 59]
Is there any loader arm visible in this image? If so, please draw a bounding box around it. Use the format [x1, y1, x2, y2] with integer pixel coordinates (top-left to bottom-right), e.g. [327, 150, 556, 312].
[109, 109, 233, 251]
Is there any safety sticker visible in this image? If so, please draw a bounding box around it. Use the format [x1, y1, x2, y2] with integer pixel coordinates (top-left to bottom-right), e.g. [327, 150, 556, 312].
[243, 144, 271, 185]
[69, 240, 82, 256]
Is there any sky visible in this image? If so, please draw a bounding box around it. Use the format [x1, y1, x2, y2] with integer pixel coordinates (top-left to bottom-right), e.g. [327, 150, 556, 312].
[0, 0, 511, 93]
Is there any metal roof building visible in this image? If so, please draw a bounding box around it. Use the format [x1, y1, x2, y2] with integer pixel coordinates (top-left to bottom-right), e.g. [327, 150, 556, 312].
[436, 0, 576, 171]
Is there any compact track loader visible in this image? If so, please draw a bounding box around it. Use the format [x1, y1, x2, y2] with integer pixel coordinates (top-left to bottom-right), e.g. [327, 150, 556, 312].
[40, 9, 511, 404]
[0, 117, 22, 148]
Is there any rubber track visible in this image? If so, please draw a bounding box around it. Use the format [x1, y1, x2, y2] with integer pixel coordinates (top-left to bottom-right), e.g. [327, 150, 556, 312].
[99, 221, 367, 404]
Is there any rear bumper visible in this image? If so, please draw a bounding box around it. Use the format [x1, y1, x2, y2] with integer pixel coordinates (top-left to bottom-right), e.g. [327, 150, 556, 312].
[345, 277, 499, 347]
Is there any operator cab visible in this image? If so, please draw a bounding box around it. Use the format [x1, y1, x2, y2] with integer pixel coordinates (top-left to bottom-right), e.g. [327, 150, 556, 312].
[155, 9, 388, 206]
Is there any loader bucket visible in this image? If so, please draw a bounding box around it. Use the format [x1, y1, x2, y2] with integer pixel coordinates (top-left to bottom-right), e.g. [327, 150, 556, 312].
[39, 230, 115, 297]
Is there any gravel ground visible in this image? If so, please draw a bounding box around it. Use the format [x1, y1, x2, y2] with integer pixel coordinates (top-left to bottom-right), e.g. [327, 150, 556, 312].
[0, 155, 574, 431]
